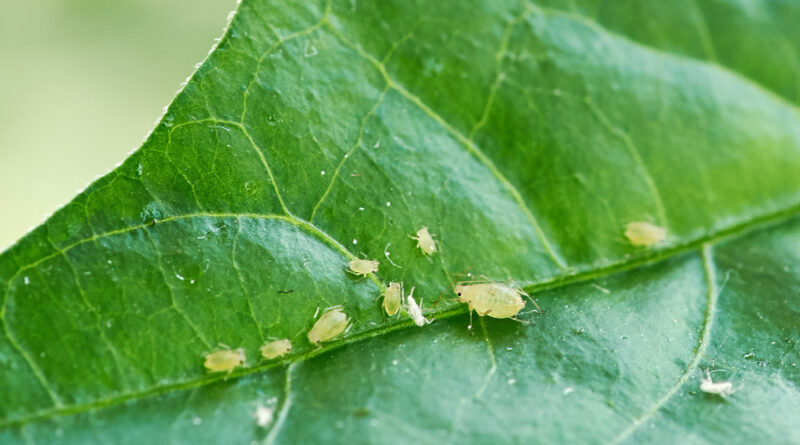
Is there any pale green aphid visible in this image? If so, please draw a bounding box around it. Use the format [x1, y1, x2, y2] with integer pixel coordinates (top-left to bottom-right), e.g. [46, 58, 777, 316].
[347, 258, 379, 277]
[624, 221, 667, 247]
[383, 281, 403, 316]
[260, 339, 292, 360]
[308, 305, 351, 344]
[410, 226, 436, 255]
[204, 348, 246, 373]
[454, 281, 536, 331]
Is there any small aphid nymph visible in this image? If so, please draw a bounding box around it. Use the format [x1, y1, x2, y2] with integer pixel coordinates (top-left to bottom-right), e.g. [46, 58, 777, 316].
[700, 371, 735, 397]
[383, 282, 403, 316]
[405, 287, 431, 327]
[204, 348, 246, 373]
[260, 339, 292, 360]
[308, 305, 351, 344]
[454, 281, 535, 331]
[347, 258, 379, 277]
[624, 221, 667, 247]
[410, 226, 436, 255]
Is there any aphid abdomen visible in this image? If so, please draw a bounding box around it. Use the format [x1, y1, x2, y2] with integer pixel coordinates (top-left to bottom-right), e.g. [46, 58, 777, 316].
[307, 306, 350, 344]
[473, 285, 524, 319]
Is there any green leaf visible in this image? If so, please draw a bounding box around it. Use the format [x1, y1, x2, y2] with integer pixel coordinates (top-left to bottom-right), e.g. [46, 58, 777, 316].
[2, 0, 800, 443]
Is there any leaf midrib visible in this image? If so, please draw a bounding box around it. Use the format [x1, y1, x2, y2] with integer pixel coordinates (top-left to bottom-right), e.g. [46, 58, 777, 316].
[2, 196, 800, 428]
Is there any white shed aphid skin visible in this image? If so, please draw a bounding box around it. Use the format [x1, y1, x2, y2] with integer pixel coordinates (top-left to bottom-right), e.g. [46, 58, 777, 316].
[204, 347, 246, 373]
[404, 287, 432, 327]
[383, 281, 403, 316]
[260, 339, 292, 360]
[454, 281, 537, 333]
[410, 226, 436, 255]
[347, 258, 379, 277]
[624, 221, 667, 247]
[700, 371, 735, 397]
[307, 305, 351, 344]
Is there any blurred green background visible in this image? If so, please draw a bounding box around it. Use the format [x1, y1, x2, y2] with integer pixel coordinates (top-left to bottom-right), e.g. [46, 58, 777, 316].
[0, 0, 236, 250]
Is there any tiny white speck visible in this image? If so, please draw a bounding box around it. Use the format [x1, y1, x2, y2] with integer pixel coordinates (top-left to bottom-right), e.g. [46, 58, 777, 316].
[353, 239, 358, 245]
[563, 387, 574, 395]
[358, 207, 365, 211]
[23, 276, 29, 285]
[107, 260, 112, 265]
[386, 202, 391, 207]
[344, 153, 349, 158]
[507, 378, 516, 385]
[106, 320, 112, 328]
[373, 141, 380, 148]
[190, 279, 196, 284]
[392, 359, 399, 365]
[254, 405, 274, 427]
[506, 347, 512, 351]
[176, 274, 185, 281]
[193, 417, 202, 425]
[321, 170, 326, 175]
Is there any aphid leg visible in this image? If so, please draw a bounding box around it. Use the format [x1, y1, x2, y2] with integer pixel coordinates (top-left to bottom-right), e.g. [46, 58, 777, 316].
[510, 316, 532, 326]
[522, 293, 541, 312]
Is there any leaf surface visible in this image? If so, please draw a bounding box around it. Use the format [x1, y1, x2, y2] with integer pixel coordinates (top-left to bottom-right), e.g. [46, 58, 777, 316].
[1, 0, 799, 443]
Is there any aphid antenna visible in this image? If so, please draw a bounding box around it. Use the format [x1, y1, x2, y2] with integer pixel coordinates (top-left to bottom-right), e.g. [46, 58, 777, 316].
[432, 288, 459, 306]
[383, 242, 402, 268]
[451, 265, 476, 278]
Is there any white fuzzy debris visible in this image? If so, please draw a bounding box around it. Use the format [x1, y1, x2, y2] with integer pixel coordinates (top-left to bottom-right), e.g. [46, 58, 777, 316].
[255, 404, 274, 427]
[386, 201, 391, 207]
[700, 371, 735, 397]
[563, 387, 574, 395]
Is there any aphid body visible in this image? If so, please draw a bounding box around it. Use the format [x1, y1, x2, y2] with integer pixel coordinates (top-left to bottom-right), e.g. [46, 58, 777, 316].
[260, 339, 292, 359]
[348, 258, 379, 277]
[204, 348, 246, 373]
[383, 282, 403, 316]
[700, 372, 735, 397]
[405, 287, 431, 327]
[454, 282, 527, 319]
[410, 227, 436, 255]
[624, 221, 667, 247]
[308, 305, 351, 344]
